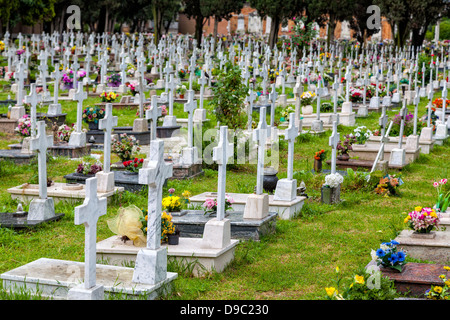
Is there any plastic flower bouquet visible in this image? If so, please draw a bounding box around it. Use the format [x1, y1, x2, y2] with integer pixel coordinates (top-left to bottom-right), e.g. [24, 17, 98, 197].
[374, 174, 403, 197]
[433, 179, 450, 213]
[75, 160, 103, 175]
[324, 173, 344, 188]
[57, 124, 75, 142]
[371, 240, 407, 272]
[15, 114, 31, 138]
[127, 81, 138, 96]
[299, 91, 316, 106]
[123, 158, 144, 173]
[314, 149, 327, 161]
[353, 126, 372, 145]
[176, 84, 187, 95]
[202, 195, 234, 215]
[281, 105, 295, 120]
[162, 195, 182, 212]
[77, 69, 86, 81]
[82, 106, 105, 123]
[62, 69, 74, 89]
[100, 91, 119, 102]
[111, 133, 141, 161]
[106, 73, 121, 87]
[350, 88, 364, 103]
[404, 206, 441, 233]
[425, 266, 450, 300]
[178, 69, 186, 79]
[337, 134, 357, 155]
[140, 209, 176, 243]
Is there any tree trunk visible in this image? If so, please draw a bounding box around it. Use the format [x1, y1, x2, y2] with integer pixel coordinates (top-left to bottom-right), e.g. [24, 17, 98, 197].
[212, 16, 219, 52]
[269, 16, 280, 49]
[195, 15, 204, 48]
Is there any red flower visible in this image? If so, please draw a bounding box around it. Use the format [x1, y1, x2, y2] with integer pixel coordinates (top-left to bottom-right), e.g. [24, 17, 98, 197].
[134, 158, 138, 163]
[140, 159, 144, 163]
[134, 163, 138, 168]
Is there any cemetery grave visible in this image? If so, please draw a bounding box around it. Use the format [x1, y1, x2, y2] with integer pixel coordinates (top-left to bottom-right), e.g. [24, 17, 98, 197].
[0, 27, 449, 303]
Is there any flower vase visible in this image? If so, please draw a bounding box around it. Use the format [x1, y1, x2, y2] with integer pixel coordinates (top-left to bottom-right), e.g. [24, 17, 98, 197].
[321, 185, 341, 204]
[167, 233, 179, 245]
[337, 153, 350, 161]
[179, 94, 185, 99]
[88, 121, 99, 131]
[314, 159, 323, 173]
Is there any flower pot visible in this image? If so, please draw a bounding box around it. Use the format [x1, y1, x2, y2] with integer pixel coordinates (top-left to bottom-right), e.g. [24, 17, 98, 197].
[337, 153, 350, 161]
[88, 121, 99, 131]
[167, 234, 179, 245]
[321, 185, 341, 204]
[179, 94, 185, 99]
[263, 168, 279, 193]
[314, 159, 323, 173]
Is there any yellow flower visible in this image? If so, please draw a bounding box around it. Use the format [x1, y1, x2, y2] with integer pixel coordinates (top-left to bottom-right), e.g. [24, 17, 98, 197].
[439, 274, 446, 279]
[414, 206, 422, 212]
[444, 280, 450, 286]
[444, 266, 450, 271]
[404, 216, 411, 223]
[336, 266, 340, 273]
[354, 275, 365, 285]
[434, 286, 443, 294]
[325, 287, 337, 297]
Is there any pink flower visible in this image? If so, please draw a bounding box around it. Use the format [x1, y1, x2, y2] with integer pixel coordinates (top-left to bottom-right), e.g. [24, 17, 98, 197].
[433, 182, 439, 188]
[440, 179, 448, 185]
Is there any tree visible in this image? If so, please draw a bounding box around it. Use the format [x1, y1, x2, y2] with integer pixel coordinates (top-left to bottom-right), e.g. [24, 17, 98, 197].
[152, 0, 181, 45]
[182, 0, 213, 47]
[249, 0, 305, 49]
[306, 0, 355, 47]
[375, 0, 450, 47]
[348, 0, 380, 44]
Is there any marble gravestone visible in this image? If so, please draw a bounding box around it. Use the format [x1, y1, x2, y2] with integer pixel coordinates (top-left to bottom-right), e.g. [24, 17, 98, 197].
[133, 139, 174, 285]
[67, 177, 106, 300]
[274, 113, 298, 202]
[96, 103, 118, 193]
[243, 107, 269, 220]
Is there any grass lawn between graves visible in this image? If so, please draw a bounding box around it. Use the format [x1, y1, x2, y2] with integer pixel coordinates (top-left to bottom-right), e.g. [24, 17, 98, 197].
[0, 79, 449, 300]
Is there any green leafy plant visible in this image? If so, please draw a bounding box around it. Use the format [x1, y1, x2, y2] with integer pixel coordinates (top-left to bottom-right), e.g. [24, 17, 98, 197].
[210, 62, 248, 130]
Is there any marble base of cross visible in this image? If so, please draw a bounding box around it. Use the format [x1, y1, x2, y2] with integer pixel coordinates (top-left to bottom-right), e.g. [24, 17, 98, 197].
[389, 148, 406, 167]
[132, 118, 149, 132]
[162, 115, 178, 127]
[28, 198, 56, 221]
[180, 146, 199, 165]
[47, 103, 62, 115]
[68, 131, 86, 147]
[95, 171, 115, 193]
[243, 194, 269, 220]
[311, 119, 323, 132]
[193, 109, 206, 122]
[10, 106, 25, 120]
[132, 247, 168, 285]
[67, 284, 104, 300]
[202, 218, 231, 249]
[273, 179, 297, 201]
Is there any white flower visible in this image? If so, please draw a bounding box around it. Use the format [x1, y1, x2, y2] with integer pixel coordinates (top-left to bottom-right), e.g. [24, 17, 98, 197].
[324, 173, 344, 188]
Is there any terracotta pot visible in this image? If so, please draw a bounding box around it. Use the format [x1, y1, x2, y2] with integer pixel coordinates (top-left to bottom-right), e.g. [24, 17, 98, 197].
[337, 153, 350, 161]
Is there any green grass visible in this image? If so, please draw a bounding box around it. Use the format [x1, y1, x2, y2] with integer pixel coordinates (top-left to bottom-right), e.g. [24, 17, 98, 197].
[0, 66, 449, 300]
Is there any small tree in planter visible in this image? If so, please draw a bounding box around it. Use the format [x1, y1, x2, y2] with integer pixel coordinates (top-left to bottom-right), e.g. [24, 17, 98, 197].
[210, 62, 248, 131]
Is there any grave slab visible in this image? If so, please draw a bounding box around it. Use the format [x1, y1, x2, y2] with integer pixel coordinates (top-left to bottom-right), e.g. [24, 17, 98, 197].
[7, 182, 124, 204]
[96, 236, 239, 277]
[171, 210, 277, 240]
[64, 171, 146, 193]
[365, 260, 449, 298]
[189, 192, 305, 220]
[395, 230, 450, 264]
[0, 258, 177, 300]
[0, 211, 64, 228]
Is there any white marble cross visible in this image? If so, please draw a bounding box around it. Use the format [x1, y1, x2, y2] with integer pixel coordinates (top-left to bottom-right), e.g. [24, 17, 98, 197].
[246, 89, 256, 131]
[413, 87, 421, 135]
[184, 90, 197, 148]
[284, 113, 299, 180]
[198, 69, 208, 110]
[146, 95, 162, 141]
[25, 83, 41, 138]
[371, 120, 394, 173]
[253, 107, 269, 195]
[379, 105, 389, 137]
[99, 103, 118, 173]
[213, 126, 234, 221]
[73, 82, 87, 133]
[269, 83, 278, 128]
[397, 103, 408, 148]
[73, 177, 107, 289]
[329, 115, 340, 174]
[51, 64, 62, 104]
[138, 139, 173, 250]
[30, 121, 53, 199]
[16, 62, 26, 107]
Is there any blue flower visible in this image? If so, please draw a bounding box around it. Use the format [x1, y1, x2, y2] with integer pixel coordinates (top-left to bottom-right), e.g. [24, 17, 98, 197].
[376, 249, 385, 257]
[397, 251, 406, 262]
[388, 253, 398, 264]
[390, 240, 399, 246]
